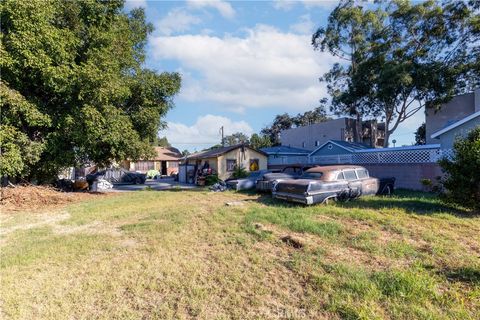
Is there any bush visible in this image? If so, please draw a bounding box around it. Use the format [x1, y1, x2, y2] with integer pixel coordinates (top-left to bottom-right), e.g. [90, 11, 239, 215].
[232, 166, 248, 179]
[205, 174, 220, 186]
[438, 127, 480, 212]
[146, 170, 159, 179]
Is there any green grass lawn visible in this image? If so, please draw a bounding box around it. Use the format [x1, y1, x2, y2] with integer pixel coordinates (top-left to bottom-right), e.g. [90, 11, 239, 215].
[1, 189, 479, 319]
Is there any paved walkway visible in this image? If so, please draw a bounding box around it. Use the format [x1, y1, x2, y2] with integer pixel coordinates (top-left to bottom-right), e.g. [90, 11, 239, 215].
[110, 178, 197, 192]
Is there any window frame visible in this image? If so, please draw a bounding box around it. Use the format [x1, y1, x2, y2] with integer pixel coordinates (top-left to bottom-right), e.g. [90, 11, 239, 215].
[355, 169, 368, 179]
[344, 170, 358, 181]
[226, 159, 236, 172]
[249, 159, 259, 172]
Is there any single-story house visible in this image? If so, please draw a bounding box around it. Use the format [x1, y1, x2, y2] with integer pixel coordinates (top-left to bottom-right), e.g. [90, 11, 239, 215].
[430, 110, 480, 149]
[122, 147, 183, 175]
[181, 144, 268, 182]
[309, 140, 370, 157]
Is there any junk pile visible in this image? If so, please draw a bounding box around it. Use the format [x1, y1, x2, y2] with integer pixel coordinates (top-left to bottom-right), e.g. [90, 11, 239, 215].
[90, 179, 113, 192]
[209, 181, 228, 192]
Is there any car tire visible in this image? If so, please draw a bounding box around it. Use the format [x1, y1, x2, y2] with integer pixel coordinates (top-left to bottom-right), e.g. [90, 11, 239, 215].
[336, 191, 349, 202]
[383, 185, 392, 196]
[135, 177, 142, 184]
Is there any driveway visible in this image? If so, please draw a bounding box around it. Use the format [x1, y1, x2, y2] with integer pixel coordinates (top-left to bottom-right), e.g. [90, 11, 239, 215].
[110, 178, 197, 192]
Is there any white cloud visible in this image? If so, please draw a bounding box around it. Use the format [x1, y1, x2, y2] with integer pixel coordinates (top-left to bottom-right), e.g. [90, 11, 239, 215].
[160, 115, 254, 150]
[156, 8, 202, 36]
[272, 0, 296, 11]
[187, 0, 235, 19]
[151, 24, 337, 113]
[302, 0, 339, 9]
[290, 14, 315, 34]
[124, 0, 147, 11]
[272, 0, 339, 11]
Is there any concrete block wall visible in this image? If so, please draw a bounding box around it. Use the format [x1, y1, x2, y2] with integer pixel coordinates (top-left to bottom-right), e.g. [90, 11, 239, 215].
[362, 163, 443, 190]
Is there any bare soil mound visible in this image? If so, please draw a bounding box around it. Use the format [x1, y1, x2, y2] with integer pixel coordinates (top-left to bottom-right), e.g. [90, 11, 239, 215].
[0, 185, 99, 213]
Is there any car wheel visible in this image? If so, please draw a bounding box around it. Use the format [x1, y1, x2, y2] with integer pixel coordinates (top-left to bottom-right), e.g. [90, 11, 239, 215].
[135, 177, 142, 184]
[383, 185, 392, 196]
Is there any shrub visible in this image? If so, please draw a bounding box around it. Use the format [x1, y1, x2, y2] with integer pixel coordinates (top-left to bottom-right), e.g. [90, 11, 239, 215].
[146, 170, 159, 179]
[438, 127, 480, 212]
[205, 174, 220, 186]
[232, 166, 248, 179]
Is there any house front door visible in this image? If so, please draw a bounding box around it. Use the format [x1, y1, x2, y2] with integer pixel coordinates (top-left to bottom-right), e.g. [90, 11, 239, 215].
[161, 161, 167, 176]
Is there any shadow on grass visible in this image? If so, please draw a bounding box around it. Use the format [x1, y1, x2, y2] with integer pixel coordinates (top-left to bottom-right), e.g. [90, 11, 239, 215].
[441, 266, 480, 284]
[236, 189, 307, 208]
[335, 189, 475, 217]
[238, 189, 475, 217]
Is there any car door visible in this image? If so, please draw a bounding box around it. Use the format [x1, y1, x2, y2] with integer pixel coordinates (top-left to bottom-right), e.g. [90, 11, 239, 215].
[356, 168, 378, 195]
[343, 170, 362, 198]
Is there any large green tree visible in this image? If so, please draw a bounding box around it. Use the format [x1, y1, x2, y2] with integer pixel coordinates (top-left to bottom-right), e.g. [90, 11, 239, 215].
[261, 103, 330, 145]
[356, 0, 479, 146]
[315, 0, 479, 147]
[312, 0, 386, 143]
[222, 132, 249, 146]
[249, 133, 272, 150]
[0, 0, 181, 181]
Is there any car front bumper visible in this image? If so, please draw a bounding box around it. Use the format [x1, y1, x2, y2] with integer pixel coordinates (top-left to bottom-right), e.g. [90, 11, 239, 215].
[256, 180, 274, 192]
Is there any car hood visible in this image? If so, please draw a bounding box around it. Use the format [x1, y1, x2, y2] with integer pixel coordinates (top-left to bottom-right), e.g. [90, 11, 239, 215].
[262, 172, 297, 181]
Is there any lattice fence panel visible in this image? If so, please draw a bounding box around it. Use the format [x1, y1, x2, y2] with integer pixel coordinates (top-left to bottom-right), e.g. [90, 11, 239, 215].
[270, 147, 453, 166]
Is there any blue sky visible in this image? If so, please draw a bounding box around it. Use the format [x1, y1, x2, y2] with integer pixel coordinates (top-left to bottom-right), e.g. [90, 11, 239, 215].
[125, 0, 424, 151]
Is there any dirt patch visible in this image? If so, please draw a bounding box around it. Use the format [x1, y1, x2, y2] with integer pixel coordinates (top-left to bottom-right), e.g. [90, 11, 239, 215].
[0, 185, 108, 213]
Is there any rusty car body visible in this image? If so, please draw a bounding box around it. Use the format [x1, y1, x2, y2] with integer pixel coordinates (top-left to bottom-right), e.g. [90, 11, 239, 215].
[272, 165, 395, 205]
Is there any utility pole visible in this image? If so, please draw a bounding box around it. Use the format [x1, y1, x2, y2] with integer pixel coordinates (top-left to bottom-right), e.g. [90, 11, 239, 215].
[220, 126, 224, 147]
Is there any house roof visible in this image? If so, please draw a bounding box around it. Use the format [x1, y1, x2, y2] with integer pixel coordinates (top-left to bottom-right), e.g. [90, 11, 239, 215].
[186, 144, 267, 160]
[150, 147, 183, 161]
[431, 110, 480, 139]
[309, 140, 370, 156]
[260, 146, 311, 155]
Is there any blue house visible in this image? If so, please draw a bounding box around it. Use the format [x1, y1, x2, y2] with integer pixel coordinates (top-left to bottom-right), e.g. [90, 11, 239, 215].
[309, 140, 370, 157]
[260, 145, 310, 166]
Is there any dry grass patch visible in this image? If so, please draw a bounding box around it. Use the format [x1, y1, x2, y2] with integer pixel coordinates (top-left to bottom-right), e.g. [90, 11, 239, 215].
[1, 189, 479, 319]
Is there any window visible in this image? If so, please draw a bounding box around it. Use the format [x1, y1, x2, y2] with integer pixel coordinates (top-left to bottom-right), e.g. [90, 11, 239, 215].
[168, 161, 178, 168]
[135, 161, 154, 171]
[315, 140, 320, 147]
[226, 159, 236, 172]
[336, 172, 345, 180]
[249, 159, 259, 171]
[344, 170, 357, 180]
[300, 172, 323, 179]
[283, 167, 297, 174]
[356, 169, 368, 179]
[302, 142, 306, 148]
[327, 144, 333, 150]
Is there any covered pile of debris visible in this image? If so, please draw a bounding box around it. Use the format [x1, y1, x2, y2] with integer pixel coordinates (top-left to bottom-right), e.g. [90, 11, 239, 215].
[209, 181, 229, 192]
[0, 185, 95, 212]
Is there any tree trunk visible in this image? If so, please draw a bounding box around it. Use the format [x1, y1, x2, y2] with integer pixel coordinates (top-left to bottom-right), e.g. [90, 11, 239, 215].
[354, 113, 363, 143]
[383, 130, 390, 148]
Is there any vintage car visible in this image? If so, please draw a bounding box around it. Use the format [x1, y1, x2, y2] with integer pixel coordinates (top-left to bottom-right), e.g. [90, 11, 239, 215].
[272, 165, 395, 205]
[256, 165, 313, 192]
[226, 169, 277, 191]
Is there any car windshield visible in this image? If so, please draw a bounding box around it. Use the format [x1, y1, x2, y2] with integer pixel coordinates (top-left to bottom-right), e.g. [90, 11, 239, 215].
[300, 172, 323, 179]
